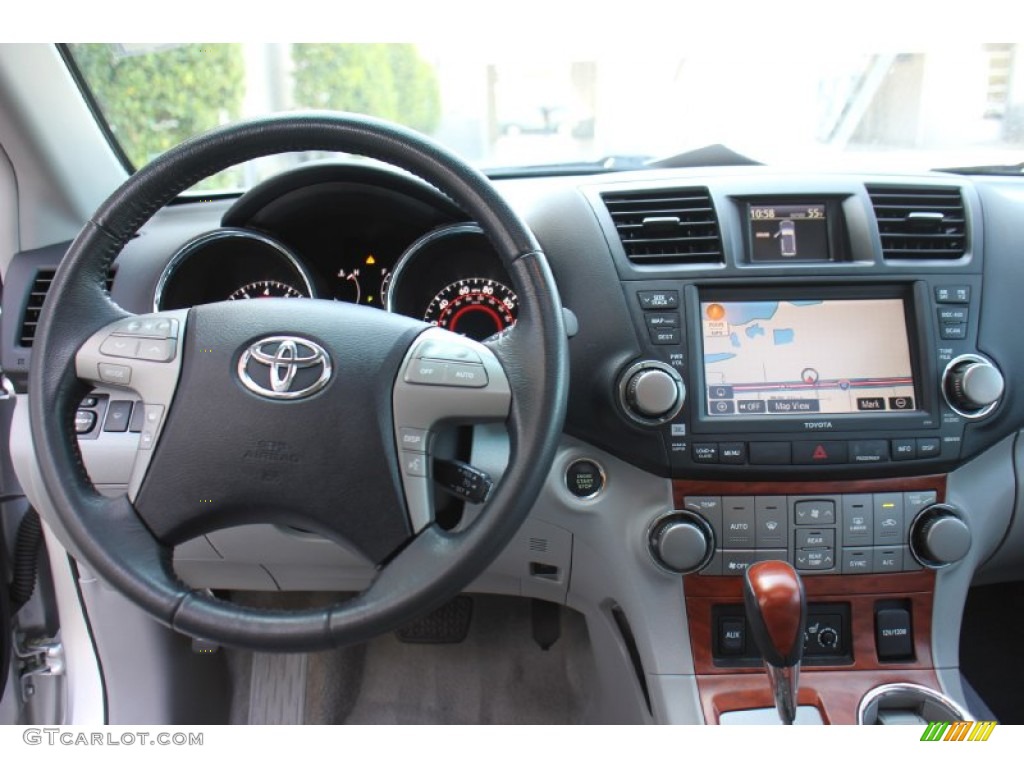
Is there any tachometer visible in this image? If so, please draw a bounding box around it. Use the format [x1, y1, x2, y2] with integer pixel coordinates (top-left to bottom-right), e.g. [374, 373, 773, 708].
[228, 280, 305, 300]
[423, 277, 517, 341]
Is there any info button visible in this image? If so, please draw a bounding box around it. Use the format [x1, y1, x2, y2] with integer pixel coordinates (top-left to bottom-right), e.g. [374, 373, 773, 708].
[857, 397, 886, 412]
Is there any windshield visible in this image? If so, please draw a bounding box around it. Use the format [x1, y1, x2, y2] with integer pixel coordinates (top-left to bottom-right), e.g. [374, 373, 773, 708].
[66, 43, 1024, 191]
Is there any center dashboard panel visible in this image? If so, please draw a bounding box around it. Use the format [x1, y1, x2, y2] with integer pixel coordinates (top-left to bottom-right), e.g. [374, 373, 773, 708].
[573, 176, 1009, 482]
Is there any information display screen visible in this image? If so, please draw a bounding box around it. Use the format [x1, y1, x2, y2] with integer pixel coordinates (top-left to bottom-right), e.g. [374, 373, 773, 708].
[700, 298, 916, 417]
[749, 203, 829, 262]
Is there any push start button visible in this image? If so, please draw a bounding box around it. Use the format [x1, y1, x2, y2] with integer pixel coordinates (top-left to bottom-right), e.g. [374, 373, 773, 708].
[565, 459, 605, 499]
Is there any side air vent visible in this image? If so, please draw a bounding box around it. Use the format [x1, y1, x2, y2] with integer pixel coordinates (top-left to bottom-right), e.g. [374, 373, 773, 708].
[16, 268, 115, 347]
[867, 185, 967, 260]
[18, 269, 56, 347]
[602, 187, 722, 265]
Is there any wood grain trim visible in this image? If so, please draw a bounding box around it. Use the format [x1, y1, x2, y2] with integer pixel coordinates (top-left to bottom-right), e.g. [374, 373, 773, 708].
[673, 475, 946, 507]
[687, 586, 933, 674]
[685, 569, 934, 598]
[698, 669, 940, 724]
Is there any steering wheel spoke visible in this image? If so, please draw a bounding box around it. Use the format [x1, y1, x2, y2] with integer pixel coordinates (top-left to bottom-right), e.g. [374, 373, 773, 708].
[392, 327, 511, 532]
[74, 309, 189, 499]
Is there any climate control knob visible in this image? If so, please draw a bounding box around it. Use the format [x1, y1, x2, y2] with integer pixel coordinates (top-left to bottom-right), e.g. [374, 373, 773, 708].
[909, 504, 972, 568]
[619, 361, 685, 425]
[648, 511, 714, 574]
[943, 355, 1004, 418]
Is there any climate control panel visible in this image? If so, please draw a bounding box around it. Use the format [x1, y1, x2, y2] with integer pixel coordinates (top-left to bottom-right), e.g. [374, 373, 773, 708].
[670, 490, 948, 575]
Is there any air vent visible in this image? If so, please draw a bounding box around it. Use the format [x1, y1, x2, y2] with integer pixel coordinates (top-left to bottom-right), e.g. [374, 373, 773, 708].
[602, 188, 722, 264]
[18, 268, 56, 347]
[868, 185, 967, 260]
[16, 268, 116, 348]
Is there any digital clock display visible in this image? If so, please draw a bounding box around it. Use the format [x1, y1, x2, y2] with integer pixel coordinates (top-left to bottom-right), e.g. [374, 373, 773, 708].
[749, 202, 830, 262]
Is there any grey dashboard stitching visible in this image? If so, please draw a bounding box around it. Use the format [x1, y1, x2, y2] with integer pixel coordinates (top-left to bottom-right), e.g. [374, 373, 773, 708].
[152, 227, 316, 311]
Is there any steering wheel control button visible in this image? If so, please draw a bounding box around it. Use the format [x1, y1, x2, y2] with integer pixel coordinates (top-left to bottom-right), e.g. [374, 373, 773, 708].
[136, 338, 176, 362]
[111, 316, 178, 339]
[405, 359, 448, 385]
[565, 459, 605, 499]
[98, 362, 132, 386]
[100, 335, 141, 358]
[128, 403, 145, 433]
[103, 400, 133, 432]
[401, 451, 428, 477]
[414, 340, 482, 364]
[637, 290, 679, 310]
[433, 459, 493, 504]
[398, 428, 431, 452]
[75, 410, 97, 434]
[444, 363, 488, 388]
[138, 405, 165, 450]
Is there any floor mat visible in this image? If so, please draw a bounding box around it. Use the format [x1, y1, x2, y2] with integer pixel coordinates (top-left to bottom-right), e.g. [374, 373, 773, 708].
[230, 595, 595, 724]
[960, 581, 1024, 724]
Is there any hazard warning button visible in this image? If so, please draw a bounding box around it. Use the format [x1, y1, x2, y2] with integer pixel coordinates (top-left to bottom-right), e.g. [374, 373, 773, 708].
[793, 440, 849, 465]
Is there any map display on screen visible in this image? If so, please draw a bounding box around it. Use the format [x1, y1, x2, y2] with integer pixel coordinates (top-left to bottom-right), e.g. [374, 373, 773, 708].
[700, 298, 916, 417]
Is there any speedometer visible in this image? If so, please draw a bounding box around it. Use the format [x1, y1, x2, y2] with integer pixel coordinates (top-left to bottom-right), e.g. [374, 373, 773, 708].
[228, 280, 305, 300]
[423, 277, 517, 341]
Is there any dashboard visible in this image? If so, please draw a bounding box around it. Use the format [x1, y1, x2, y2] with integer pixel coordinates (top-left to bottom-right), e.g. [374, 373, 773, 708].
[6, 158, 1024, 724]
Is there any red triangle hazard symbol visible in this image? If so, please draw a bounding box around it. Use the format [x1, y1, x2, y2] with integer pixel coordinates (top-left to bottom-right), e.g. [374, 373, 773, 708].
[812, 444, 829, 460]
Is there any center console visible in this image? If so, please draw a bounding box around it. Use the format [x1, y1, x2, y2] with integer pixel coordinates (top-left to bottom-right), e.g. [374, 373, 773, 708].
[591, 179, 1000, 723]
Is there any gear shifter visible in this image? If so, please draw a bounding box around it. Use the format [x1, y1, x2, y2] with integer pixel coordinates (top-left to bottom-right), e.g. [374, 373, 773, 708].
[742, 560, 807, 725]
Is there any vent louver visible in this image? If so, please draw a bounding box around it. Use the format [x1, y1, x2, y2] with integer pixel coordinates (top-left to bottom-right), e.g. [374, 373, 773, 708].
[18, 269, 56, 347]
[17, 268, 115, 347]
[868, 185, 967, 260]
[602, 187, 722, 265]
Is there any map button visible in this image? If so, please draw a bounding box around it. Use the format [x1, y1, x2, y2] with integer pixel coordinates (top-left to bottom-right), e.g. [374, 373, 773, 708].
[793, 440, 848, 465]
[645, 312, 680, 328]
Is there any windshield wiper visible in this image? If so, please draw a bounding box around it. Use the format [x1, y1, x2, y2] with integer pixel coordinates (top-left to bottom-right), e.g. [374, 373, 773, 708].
[934, 162, 1024, 176]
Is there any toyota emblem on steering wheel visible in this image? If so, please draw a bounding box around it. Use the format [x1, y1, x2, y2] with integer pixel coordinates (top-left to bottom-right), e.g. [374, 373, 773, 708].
[238, 336, 333, 400]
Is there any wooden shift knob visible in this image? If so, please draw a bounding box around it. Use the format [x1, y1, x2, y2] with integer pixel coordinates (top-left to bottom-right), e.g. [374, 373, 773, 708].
[742, 560, 806, 668]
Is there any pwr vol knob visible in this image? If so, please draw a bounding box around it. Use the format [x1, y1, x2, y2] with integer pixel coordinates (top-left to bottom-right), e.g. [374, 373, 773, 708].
[618, 361, 685, 426]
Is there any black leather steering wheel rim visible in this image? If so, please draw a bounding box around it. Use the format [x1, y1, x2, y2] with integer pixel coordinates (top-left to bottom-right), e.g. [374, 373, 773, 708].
[28, 112, 568, 650]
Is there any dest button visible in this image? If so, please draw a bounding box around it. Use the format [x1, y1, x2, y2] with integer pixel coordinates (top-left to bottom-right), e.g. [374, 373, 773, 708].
[792, 440, 848, 465]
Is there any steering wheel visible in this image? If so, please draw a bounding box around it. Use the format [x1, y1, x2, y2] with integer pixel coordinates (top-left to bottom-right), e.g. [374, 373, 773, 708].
[28, 113, 568, 651]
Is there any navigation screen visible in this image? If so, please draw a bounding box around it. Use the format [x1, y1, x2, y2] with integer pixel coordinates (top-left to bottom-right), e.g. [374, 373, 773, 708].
[700, 298, 916, 417]
[749, 203, 829, 262]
